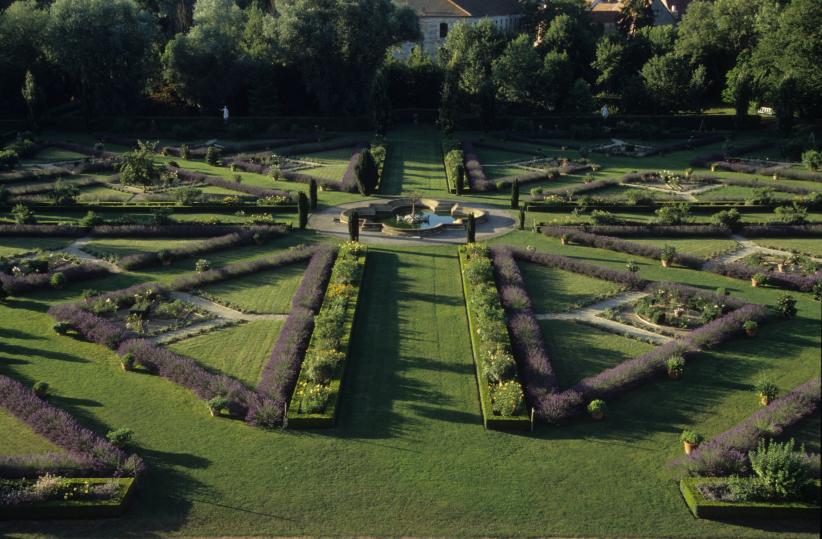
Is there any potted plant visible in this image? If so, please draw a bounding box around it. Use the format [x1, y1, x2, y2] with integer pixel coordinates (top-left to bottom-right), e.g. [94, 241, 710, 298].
[742, 320, 758, 337]
[680, 430, 704, 455]
[33, 381, 49, 399]
[195, 259, 211, 273]
[660, 245, 676, 268]
[208, 396, 231, 417]
[587, 399, 606, 420]
[754, 377, 778, 406]
[53, 321, 72, 335]
[751, 272, 767, 288]
[626, 260, 639, 273]
[120, 353, 136, 372]
[666, 356, 685, 379]
[560, 233, 570, 246]
[252, 232, 265, 245]
[776, 258, 786, 273]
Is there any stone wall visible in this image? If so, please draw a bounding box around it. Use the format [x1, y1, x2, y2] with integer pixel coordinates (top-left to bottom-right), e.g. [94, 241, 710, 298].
[396, 15, 523, 57]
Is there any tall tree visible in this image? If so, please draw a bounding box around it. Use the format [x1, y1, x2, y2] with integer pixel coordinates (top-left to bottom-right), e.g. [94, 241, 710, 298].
[617, 0, 654, 38]
[276, 0, 418, 113]
[369, 69, 391, 135]
[162, 0, 250, 109]
[492, 34, 543, 108]
[47, 0, 159, 120]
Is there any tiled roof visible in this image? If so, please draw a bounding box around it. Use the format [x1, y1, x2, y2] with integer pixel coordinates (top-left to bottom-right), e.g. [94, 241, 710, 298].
[394, 0, 522, 17]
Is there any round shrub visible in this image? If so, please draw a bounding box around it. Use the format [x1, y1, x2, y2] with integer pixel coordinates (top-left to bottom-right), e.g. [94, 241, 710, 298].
[33, 381, 49, 399]
[106, 428, 133, 448]
[587, 399, 606, 419]
[491, 381, 524, 416]
[50, 272, 67, 289]
[776, 294, 797, 318]
[208, 396, 231, 417]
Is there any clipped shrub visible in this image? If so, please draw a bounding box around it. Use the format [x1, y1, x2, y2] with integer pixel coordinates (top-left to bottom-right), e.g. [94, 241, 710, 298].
[754, 377, 779, 406]
[776, 294, 797, 318]
[33, 381, 49, 399]
[207, 396, 231, 417]
[106, 428, 133, 448]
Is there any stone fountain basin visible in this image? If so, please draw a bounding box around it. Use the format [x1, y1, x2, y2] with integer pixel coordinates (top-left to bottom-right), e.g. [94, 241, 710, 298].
[340, 198, 487, 237]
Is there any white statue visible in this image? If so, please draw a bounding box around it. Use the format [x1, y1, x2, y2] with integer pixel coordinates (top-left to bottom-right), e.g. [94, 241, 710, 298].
[221, 105, 229, 123]
[601, 105, 609, 119]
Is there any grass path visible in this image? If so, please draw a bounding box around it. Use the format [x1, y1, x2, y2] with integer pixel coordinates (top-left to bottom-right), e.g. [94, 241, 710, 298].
[381, 128, 447, 196]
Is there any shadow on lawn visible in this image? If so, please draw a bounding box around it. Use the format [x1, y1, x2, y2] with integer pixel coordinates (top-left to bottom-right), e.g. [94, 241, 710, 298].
[335, 249, 473, 440]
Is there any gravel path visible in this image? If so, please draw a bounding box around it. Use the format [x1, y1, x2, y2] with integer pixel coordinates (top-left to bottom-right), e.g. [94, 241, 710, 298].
[170, 291, 287, 321]
[151, 319, 237, 344]
[707, 234, 822, 266]
[308, 198, 517, 246]
[62, 237, 123, 273]
[535, 291, 671, 344]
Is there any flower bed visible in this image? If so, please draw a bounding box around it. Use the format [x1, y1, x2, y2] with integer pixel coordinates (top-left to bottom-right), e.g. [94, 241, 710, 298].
[458, 245, 531, 430]
[679, 477, 820, 520]
[254, 246, 338, 426]
[0, 476, 137, 520]
[490, 247, 558, 407]
[287, 243, 367, 427]
[0, 375, 143, 479]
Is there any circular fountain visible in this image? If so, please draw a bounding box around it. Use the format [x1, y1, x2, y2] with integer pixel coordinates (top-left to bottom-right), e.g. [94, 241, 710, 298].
[340, 198, 487, 237]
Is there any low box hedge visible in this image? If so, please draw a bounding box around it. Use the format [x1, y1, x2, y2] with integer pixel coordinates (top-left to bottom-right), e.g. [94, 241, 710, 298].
[679, 477, 821, 520]
[0, 477, 136, 520]
[458, 249, 532, 431]
[287, 249, 368, 428]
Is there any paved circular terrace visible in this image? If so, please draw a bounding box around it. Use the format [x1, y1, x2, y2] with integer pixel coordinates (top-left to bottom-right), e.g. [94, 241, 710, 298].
[308, 197, 518, 245]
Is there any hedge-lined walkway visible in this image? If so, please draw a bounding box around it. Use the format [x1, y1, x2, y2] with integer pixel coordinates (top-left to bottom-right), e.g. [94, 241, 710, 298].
[342, 246, 479, 435]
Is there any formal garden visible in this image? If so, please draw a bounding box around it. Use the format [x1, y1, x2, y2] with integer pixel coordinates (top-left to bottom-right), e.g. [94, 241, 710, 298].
[0, 117, 818, 538]
[0, 0, 821, 534]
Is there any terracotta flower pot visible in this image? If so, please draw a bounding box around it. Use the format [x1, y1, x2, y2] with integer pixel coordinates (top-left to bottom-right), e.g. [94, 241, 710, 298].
[746, 329, 757, 337]
[121, 363, 132, 372]
[209, 408, 218, 417]
[777, 263, 784, 273]
[668, 369, 682, 380]
[751, 279, 759, 287]
[560, 238, 568, 245]
[759, 394, 772, 406]
[661, 259, 670, 268]
[590, 410, 604, 421]
[683, 441, 698, 455]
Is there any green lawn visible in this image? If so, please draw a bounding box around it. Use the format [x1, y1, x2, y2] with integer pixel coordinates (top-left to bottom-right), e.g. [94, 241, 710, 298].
[539, 319, 655, 387]
[196, 261, 308, 313]
[297, 147, 354, 182]
[82, 238, 201, 260]
[520, 261, 625, 313]
[0, 409, 63, 456]
[168, 320, 283, 387]
[21, 147, 87, 165]
[0, 239, 817, 537]
[0, 237, 73, 257]
[380, 127, 447, 195]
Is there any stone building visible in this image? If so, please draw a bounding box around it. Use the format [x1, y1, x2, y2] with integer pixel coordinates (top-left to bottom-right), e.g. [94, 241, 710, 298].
[394, 0, 523, 56]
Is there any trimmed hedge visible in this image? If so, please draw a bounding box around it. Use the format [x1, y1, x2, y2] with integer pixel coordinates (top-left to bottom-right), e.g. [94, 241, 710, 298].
[0, 224, 289, 238]
[462, 141, 495, 192]
[169, 166, 293, 199]
[0, 477, 136, 520]
[680, 477, 820, 520]
[0, 375, 143, 478]
[458, 246, 531, 430]
[253, 246, 338, 426]
[116, 227, 286, 270]
[288, 243, 367, 427]
[0, 263, 112, 296]
[490, 247, 558, 406]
